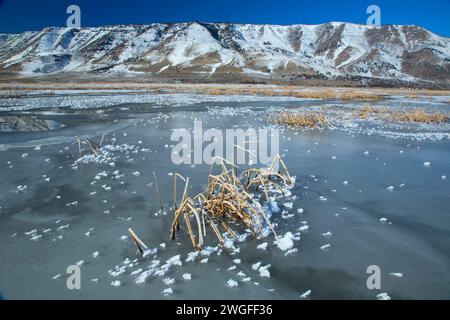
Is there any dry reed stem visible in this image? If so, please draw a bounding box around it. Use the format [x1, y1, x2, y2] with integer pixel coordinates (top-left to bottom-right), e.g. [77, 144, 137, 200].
[73, 135, 105, 157]
[128, 228, 148, 255]
[153, 171, 164, 211]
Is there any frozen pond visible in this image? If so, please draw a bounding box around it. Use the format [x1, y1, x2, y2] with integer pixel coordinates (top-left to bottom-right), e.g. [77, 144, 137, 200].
[0, 93, 449, 299]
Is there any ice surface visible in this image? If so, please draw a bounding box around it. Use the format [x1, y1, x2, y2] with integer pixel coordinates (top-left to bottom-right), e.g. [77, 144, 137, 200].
[0, 94, 449, 300]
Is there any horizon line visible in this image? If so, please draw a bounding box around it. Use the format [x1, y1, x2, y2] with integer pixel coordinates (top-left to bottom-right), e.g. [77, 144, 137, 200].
[1, 20, 449, 38]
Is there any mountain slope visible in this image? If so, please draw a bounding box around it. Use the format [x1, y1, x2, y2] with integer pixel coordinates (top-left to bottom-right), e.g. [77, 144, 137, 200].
[0, 22, 449, 86]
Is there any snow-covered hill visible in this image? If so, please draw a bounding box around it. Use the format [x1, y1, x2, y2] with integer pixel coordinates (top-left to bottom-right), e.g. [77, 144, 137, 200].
[0, 22, 449, 86]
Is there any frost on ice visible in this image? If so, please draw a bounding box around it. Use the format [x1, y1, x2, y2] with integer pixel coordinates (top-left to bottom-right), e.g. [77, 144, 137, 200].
[300, 289, 312, 299]
[376, 292, 391, 300]
[275, 232, 300, 251]
[226, 279, 239, 288]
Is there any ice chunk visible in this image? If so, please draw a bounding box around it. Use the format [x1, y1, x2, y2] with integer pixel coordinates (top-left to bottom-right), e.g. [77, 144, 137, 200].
[275, 232, 297, 251]
[252, 262, 262, 270]
[284, 248, 298, 256]
[30, 234, 42, 241]
[135, 270, 153, 284]
[389, 273, 403, 278]
[259, 269, 270, 278]
[75, 260, 84, 266]
[165, 255, 182, 267]
[376, 292, 391, 300]
[257, 242, 268, 250]
[163, 278, 175, 285]
[162, 288, 173, 296]
[111, 280, 121, 287]
[185, 251, 198, 262]
[299, 225, 309, 232]
[300, 290, 311, 299]
[283, 202, 294, 209]
[57, 224, 69, 231]
[16, 185, 28, 192]
[65, 201, 78, 207]
[258, 264, 271, 278]
[130, 268, 142, 276]
[182, 273, 192, 280]
[226, 279, 238, 287]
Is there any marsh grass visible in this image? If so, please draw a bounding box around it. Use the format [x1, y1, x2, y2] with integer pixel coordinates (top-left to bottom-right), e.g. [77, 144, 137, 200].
[202, 87, 382, 101]
[170, 155, 292, 250]
[268, 105, 448, 131]
[355, 106, 448, 124]
[389, 109, 448, 124]
[268, 111, 332, 128]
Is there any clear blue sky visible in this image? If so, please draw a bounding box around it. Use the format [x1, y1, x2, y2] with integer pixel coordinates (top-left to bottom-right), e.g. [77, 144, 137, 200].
[0, 0, 449, 36]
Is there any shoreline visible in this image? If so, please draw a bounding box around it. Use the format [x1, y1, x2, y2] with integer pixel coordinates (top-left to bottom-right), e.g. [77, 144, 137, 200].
[1, 80, 450, 99]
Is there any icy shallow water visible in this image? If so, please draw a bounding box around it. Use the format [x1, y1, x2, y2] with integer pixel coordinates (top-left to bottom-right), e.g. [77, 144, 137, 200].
[0, 95, 449, 299]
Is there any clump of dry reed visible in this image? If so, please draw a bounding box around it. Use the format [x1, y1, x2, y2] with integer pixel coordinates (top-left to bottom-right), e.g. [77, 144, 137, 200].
[356, 105, 388, 119]
[267, 111, 332, 128]
[73, 133, 105, 157]
[355, 106, 448, 124]
[170, 155, 292, 250]
[389, 109, 448, 124]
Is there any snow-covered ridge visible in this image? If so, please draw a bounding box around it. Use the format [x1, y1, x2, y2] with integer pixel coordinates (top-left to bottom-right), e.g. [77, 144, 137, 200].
[0, 22, 449, 84]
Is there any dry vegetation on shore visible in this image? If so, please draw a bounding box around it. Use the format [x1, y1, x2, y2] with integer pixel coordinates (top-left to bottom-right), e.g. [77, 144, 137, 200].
[205, 86, 382, 100]
[1, 81, 450, 101]
[269, 106, 449, 129]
